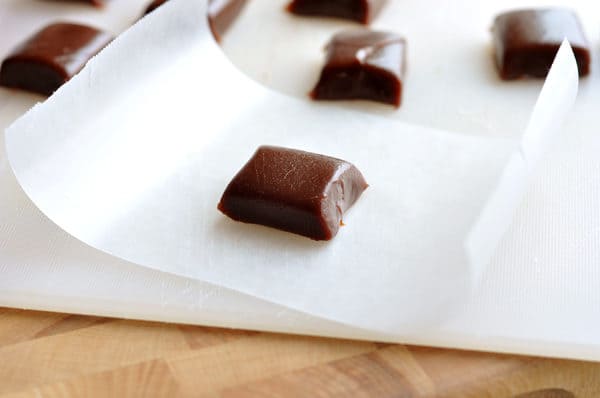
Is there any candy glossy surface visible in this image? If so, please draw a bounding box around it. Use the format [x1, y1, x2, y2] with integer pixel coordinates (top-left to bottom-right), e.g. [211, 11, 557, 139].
[493, 8, 590, 79]
[287, 0, 386, 24]
[0, 23, 112, 96]
[218, 146, 368, 241]
[311, 30, 406, 107]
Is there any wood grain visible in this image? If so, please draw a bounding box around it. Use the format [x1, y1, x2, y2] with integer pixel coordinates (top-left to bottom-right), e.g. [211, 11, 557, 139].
[0, 308, 598, 397]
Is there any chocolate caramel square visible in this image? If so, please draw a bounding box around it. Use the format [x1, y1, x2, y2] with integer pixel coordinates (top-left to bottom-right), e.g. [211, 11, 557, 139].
[311, 30, 406, 107]
[0, 23, 113, 96]
[492, 8, 590, 79]
[287, 0, 386, 24]
[143, 0, 246, 42]
[218, 146, 368, 241]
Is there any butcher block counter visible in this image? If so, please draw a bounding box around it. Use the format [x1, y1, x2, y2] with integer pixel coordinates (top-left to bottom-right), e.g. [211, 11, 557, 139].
[0, 308, 598, 397]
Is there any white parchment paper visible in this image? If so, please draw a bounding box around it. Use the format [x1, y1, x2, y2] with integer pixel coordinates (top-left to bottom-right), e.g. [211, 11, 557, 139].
[4, 0, 578, 333]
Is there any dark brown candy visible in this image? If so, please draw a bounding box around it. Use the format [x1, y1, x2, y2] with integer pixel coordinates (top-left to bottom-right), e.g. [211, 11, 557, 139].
[218, 146, 368, 241]
[287, 0, 386, 24]
[143, 0, 246, 42]
[0, 23, 113, 96]
[492, 8, 590, 79]
[311, 30, 406, 107]
[59, 0, 104, 6]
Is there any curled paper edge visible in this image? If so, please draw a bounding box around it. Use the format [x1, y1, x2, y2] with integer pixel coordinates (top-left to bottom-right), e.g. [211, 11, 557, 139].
[465, 41, 579, 276]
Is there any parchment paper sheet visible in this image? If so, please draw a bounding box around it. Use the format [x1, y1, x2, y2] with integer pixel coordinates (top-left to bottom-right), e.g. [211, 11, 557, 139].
[4, 0, 563, 330]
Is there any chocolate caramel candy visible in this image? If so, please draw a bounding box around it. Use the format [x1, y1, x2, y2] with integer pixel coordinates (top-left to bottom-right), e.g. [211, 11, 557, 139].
[287, 0, 386, 24]
[0, 23, 113, 96]
[492, 8, 590, 79]
[218, 146, 368, 241]
[311, 30, 406, 107]
[143, 0, 246, 42]
[61, 0, 104, 6]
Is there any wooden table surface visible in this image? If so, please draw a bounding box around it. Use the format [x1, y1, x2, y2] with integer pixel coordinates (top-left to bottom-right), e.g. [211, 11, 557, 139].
[0, 308, 598, 398]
